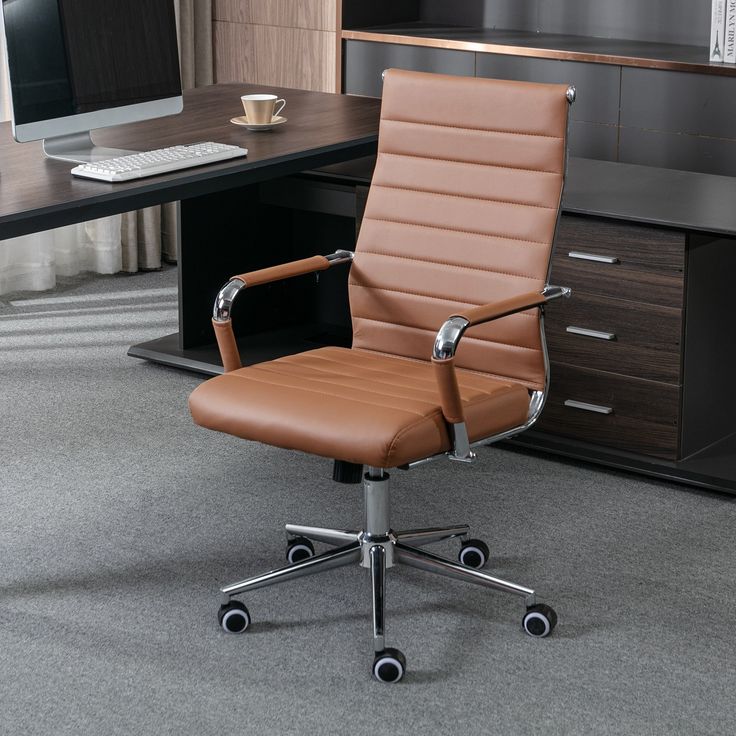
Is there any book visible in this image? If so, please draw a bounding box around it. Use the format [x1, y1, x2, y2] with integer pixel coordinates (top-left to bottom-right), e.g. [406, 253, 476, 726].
[726, 0, 736, 62]
[711, 0, 726, 61]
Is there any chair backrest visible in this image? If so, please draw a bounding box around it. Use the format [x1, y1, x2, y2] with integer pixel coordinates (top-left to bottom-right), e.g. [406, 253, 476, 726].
[349, 69, 570, 390]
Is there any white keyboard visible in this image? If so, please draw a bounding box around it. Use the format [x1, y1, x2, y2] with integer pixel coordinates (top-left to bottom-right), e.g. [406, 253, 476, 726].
[71, 142, 248, 182]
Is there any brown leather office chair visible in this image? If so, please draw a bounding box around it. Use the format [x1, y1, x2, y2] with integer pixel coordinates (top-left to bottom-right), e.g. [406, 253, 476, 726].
[189, 69, 574, 683]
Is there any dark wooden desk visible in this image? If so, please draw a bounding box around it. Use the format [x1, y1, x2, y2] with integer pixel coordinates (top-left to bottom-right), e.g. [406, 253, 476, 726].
[0, 83, 380, 370]
[0, 84, 379, 237]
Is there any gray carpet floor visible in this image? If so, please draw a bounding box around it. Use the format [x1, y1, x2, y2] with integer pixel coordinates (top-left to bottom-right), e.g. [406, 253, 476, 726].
[1, 265, 736, 736]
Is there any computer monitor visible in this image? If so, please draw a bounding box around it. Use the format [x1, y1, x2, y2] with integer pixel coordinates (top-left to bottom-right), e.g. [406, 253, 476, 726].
[1, 0, 183, 163]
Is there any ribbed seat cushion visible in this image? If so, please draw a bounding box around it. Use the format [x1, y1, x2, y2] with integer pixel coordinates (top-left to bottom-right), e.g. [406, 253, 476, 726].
[189, 346, 530, 468]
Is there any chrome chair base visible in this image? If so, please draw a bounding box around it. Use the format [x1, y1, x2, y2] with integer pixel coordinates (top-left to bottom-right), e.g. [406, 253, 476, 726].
[218, 470, 556, 682]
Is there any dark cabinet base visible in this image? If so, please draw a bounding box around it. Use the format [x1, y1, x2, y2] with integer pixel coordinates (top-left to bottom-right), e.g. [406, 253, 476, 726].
[508, 430, 736, 496]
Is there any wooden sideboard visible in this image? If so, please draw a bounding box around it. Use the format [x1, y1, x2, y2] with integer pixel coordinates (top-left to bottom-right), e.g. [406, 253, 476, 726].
[275, 155, 736, 494]
[538, 217, 685, 461]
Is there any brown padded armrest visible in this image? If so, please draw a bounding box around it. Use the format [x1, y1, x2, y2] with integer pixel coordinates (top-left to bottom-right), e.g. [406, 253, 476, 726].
[233, 255, 330, 286]
[215, 255, 334, 373]
[431, 356, 465, 424]
[434, 290, 549, 429]
[456, 291, 547, 327]
[213, 320, 243, 374]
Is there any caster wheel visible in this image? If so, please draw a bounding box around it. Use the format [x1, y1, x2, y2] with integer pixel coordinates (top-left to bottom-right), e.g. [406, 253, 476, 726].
[218, 600, 251, 633]
[458, 538, 490, 569]
[372, 647, 406, 683]
[523, 603, 557, 638]
[286, 536, 315, 564]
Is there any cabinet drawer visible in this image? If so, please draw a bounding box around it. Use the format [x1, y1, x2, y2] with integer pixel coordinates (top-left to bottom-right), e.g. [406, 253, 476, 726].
[551, 254, 684, 309]
[552, 216, 685, 309]
[536, 363, 680, 459]
[556, 215, 685, 272]
[545, 293, 682, 383]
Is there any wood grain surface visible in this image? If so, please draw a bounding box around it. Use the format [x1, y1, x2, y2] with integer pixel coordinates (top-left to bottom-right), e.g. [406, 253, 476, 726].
[550, 258, 685, 310]
[0, 84, 380, 239]
[213, 0, 339, 92]
[556, 215, 686, 272]
[552, 215, 686, 309]
[536, 361, 681, 459]
[215, 0, 337, 31]
[545, 291, 683, 384]
[214, 21, 336, 92]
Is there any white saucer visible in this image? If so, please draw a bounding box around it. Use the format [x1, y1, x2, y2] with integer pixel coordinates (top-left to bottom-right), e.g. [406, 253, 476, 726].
[230, 115, 287, 131]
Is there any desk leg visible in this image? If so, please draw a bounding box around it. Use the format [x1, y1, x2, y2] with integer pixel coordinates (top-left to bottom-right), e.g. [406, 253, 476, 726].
[128, 187, 261, 373]
[128, 184, 352, 374]
[177, 186, 272, 352]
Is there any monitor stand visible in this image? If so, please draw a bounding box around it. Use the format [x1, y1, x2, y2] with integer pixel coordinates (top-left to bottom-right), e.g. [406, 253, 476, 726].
[42, 131, 140, 164]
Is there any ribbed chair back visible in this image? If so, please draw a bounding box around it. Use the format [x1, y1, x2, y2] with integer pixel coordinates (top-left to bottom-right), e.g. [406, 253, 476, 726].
[349, 69, 570, 389]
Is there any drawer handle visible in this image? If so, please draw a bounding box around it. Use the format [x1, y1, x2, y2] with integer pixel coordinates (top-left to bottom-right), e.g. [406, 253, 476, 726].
[564, 399, 614, 415]
[568, 251, 619, 264]
[566, 326, 617, 341]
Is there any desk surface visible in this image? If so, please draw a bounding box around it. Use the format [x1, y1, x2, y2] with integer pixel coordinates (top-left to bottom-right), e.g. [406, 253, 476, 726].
[564, 158, 736, 237]
[316, 155, 736, 238]
[0, 84, 380, 239]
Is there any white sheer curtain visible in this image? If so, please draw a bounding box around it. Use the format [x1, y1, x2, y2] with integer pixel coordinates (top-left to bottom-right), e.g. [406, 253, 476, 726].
[0, 0, 212, 296]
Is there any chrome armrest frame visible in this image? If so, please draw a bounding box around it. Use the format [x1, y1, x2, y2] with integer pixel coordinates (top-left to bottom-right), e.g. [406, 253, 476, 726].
[433, 316, 470, 362]
[212, 249, 354, 322]
[427, 284, 571, 467]
[213, 278, 246, 322]
[432, 285, 570, 363]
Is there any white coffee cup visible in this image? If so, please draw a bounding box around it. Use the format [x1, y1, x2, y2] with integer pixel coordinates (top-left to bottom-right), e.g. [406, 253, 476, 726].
[241, 94, 286, 124]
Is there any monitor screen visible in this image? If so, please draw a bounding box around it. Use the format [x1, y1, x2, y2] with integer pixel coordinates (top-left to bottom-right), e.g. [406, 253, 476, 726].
[2, 0, 181, 126]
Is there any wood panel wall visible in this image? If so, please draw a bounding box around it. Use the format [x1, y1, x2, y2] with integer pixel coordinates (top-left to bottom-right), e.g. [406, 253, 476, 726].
[213, 0, 340, 93]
